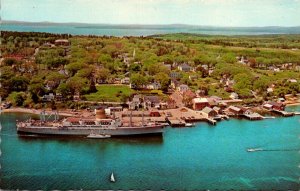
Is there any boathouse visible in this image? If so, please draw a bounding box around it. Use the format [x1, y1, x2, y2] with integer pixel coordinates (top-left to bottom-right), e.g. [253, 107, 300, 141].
[213, 106, 221, 114]
[266, 101, 285, 111]
[201, 107, 218, 118]
[228, 106, 244, 115]
[192, 98, 210, 110]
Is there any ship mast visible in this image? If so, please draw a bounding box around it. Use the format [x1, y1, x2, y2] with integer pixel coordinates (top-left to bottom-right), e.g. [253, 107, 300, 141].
[130, 110, 133, 127]
[142, 110, 144, 127]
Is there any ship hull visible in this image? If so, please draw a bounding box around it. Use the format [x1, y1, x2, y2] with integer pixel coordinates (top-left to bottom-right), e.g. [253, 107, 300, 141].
[17, 126, 164, 136]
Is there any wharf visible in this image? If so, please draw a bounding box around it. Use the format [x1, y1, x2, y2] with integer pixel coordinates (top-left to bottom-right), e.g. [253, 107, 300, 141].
[205, 118, 217, 125]
[271, 110, 295, 117]
[243, 113, 264, 120]
[214, 115, 229, 121]
[167, 118, 186, 127]
[164, 107, 218, 127]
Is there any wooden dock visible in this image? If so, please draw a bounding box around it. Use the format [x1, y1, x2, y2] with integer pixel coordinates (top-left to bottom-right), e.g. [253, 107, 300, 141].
[271, 110, 294, 117]
[167, 118, 186, 127]
[294, 112, 300, 115]
[205, 118, 216, 125]
[243, 113, 264, 120]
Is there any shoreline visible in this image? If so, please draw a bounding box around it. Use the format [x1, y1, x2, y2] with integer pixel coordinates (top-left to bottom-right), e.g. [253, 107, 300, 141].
[285, 102, 300, 106]
[1, 107, 75, 117]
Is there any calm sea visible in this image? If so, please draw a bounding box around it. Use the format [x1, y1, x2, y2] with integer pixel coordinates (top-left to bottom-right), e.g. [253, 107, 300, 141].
[0, 106, 299, 190]
[0, 24, 287, 36]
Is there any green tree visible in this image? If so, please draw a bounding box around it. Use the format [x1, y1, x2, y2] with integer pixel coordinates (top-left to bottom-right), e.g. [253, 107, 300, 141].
[222, 53, 236, 64]
[57, 83, 71, 98]
[96, 68, 110, 83]
[155, 72, 170, 92]
[10, 76, 29, 91]
[66, 76, 89, 94]
[7, 92, 26, 106]
[130, 73, 147, 89]
[65, 62, 85, 76]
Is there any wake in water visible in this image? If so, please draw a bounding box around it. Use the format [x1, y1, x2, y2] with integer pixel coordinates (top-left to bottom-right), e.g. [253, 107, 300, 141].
[247, 148, 299, 152]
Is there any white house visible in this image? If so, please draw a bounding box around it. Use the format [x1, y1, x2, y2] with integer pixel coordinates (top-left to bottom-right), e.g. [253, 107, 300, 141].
[177, 84, 189, 93]
[267, 87, 273, 93]
[229, 92, 239, 99]
[121, 77, 130, 84]
[288, 79, 297, 83]
[147, 82, 161, 90]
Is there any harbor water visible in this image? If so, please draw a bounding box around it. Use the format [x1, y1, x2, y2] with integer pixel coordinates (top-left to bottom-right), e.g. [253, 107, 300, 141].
[1, 24, 288, 36]
[0, 106, 299, 190]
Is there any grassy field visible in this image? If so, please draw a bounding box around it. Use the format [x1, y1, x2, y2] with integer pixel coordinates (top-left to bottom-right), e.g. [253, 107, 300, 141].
[84, 85, 135, 102]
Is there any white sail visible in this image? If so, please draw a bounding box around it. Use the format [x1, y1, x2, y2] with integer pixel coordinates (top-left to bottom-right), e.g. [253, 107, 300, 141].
[110, 172, 115, 182]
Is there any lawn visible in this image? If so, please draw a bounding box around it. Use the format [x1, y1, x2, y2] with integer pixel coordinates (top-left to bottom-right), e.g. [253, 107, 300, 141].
[84, 85, 135, 102]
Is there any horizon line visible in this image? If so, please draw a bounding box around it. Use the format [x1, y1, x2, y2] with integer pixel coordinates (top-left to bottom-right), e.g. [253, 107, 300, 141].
[3, 20, 300, 28]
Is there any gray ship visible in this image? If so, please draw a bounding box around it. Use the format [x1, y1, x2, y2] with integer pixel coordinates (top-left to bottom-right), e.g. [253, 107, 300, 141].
[16, 110, 165, 137]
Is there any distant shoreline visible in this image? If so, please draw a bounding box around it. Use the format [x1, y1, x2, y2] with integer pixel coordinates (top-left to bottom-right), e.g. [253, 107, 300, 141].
[2, 22, 300, 36]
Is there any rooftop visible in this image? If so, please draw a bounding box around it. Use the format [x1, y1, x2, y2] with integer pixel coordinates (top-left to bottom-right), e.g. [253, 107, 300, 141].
[193, 98, 208, 103]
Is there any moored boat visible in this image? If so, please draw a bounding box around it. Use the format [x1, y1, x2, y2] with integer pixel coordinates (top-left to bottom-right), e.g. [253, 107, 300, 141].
[185, 123, 195, 127]
[16, 110, 166, 137]
[87, 133, 111, 139]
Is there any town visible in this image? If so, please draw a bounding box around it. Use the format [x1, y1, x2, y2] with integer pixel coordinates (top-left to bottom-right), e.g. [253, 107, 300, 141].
[1, 31, 300, 127]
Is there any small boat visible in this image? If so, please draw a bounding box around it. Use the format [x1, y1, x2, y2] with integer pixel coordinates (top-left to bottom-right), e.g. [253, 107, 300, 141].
[110, 172, 115, 182]
[185, 123, 195, 127]
[87, 133, 111, 139]
[247, 148, 263, 152]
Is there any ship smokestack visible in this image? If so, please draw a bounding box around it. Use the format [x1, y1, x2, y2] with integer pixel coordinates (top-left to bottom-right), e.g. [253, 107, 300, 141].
[95, 108, 106, 120]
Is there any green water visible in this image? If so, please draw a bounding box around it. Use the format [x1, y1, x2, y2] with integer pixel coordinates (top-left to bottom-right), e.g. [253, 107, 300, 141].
[0, 106, 299, 190]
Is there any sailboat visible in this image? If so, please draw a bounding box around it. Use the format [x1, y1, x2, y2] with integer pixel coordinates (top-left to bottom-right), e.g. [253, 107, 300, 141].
[110, 172, 116, 182]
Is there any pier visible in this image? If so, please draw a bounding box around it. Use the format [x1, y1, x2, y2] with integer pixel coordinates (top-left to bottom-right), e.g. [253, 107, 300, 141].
[167, 118, 186, 127]
[243, 113, 264, 120]
[271, 110, 295, 117]
[294, 112, 300, 115]
[205, 118, 216, 125]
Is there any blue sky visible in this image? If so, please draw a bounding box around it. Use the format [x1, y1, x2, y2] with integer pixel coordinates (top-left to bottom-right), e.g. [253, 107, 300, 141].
[2, 0, 300, 26]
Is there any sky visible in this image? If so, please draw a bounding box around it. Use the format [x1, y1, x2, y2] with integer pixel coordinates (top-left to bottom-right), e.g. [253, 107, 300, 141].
[2, 0, 300, 27]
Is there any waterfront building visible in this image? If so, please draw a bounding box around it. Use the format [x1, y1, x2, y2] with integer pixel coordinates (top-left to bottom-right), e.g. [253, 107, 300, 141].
[144, 96, 161, 109]
[192, 98, 210, 110]
[213, 106, 221, 114]
[201, 107, 218, 118]
[264, 101, 285, 111]
[228, 106, 244, 115]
